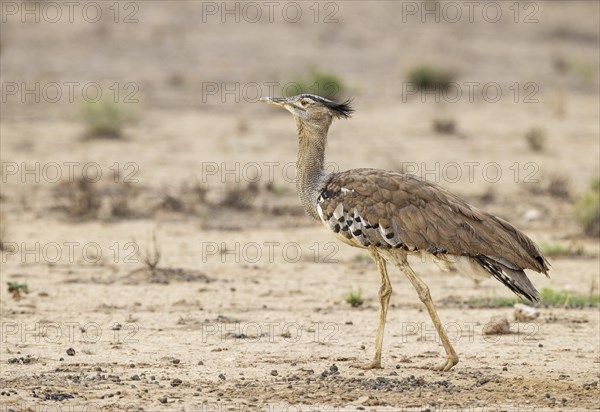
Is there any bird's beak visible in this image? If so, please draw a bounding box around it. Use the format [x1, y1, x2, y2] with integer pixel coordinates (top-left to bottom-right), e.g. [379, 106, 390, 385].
[259, 97, 287, 107]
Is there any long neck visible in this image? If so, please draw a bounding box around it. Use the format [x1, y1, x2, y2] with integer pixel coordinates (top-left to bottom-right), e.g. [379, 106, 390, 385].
[295, 118, 331, 220]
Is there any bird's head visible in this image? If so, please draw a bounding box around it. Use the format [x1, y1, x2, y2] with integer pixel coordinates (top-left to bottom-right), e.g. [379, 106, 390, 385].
[259, 94, 353, 127]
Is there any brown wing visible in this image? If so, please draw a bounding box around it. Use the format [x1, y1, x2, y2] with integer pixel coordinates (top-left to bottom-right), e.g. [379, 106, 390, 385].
[317, 169, 549, 300]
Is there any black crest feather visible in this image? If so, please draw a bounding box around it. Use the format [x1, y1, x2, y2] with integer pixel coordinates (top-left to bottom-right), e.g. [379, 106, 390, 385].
[298, 94, 354, 119]
[325, 98, 354, 119]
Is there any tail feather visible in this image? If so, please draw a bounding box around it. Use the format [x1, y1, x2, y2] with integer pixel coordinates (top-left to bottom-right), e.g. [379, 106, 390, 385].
[475, 256, 539, 302]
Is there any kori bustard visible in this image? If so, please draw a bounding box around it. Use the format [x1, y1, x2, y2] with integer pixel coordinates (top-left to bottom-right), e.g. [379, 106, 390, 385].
[260, 94, 549, 371]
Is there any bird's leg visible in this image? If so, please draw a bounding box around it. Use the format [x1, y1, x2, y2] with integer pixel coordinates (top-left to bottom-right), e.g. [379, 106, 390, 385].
[399, 262, 459, 372]
[351, 249, 392, 370]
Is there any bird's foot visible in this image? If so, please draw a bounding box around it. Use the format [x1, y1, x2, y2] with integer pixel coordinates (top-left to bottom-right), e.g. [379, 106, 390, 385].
[431, 355, 459, 372]
[350, 360, 382, 370]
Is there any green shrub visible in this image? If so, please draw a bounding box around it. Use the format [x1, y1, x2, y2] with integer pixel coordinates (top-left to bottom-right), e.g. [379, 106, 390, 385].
[539, 288, 599, 307]
[539, 242, 584, 258]
[574, 178, 600, 237]
[80, 98, 133, 138]
[344, 289, 364, 307]
[468, 288, 599, 308]
[407, 65, 453, 90]
[286, 69, 345, 99]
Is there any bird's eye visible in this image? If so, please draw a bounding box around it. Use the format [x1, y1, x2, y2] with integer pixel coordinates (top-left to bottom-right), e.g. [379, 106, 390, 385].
[300, 99, 310, 107]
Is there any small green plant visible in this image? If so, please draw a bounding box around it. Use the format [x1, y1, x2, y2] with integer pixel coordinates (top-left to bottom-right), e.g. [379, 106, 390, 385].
[344, 289, 364, 307]
[525, 127, 547, 152]
[407, 65, 453, 90]
[286, 69, 345, 100]
[467, 296, 517, 308]
[8, 282, 29, 300]
[80, 98, 133, 138]
[539, 288, 600, 308]
[539, 242, 584, 258]
[574, 178, 600, 237]
[468, 288, 600, 308]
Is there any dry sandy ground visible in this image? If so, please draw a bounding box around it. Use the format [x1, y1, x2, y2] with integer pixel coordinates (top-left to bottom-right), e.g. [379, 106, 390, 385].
[1, 221, 599, 411]
[1, 1, 600, 411]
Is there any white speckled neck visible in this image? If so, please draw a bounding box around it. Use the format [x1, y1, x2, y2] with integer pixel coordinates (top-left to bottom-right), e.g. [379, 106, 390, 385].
[295, 117, 333, 220]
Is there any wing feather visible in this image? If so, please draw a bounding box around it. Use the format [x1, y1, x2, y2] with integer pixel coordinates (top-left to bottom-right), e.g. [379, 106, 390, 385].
[317, 168, 549, 300]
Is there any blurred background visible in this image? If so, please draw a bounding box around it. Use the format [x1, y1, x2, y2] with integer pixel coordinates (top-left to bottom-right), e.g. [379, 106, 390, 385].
[1, 1, 599, 408]
[1, 0, 598, 253]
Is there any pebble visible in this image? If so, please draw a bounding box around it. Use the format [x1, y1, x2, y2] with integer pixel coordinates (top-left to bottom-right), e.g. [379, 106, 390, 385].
[483, 317, 511, 335]
[66, 348, 76, 356]
[270, 370, 278, 376]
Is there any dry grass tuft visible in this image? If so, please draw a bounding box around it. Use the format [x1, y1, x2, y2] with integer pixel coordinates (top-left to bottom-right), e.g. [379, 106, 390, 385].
[54, 178, 141, 220]
[219, 182, 259, 210]
[432, 118, 457, 135]
[525, 127, 547, 152]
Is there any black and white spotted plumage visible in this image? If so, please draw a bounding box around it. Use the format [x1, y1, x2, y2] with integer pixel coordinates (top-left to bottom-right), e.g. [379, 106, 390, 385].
[316, 169, 549, 302]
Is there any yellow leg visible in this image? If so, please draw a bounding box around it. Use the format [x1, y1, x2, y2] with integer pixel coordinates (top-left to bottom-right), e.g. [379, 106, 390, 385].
[399, 261, 459, 372]
[352, 249, 392, 370]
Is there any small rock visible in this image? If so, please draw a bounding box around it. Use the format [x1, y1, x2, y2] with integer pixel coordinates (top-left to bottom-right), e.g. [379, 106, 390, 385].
[329, 364, 338, 373]
[197, 361, 204, 366]
[159, 396, 167, 404]
[66, 348, 76, 356]
[514, 303, 539, 322]
[484, 316, 511, 335]
[172, 359, 180, 365]
[357, 395, 369, 405]
[218, 374, 226, 380]
[523, 209, 541, 221]
[131, 375, 140, 381]
[270, 370, 278, 376]
[477, 378, 490, 386]
[170, 379, 182, 387]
